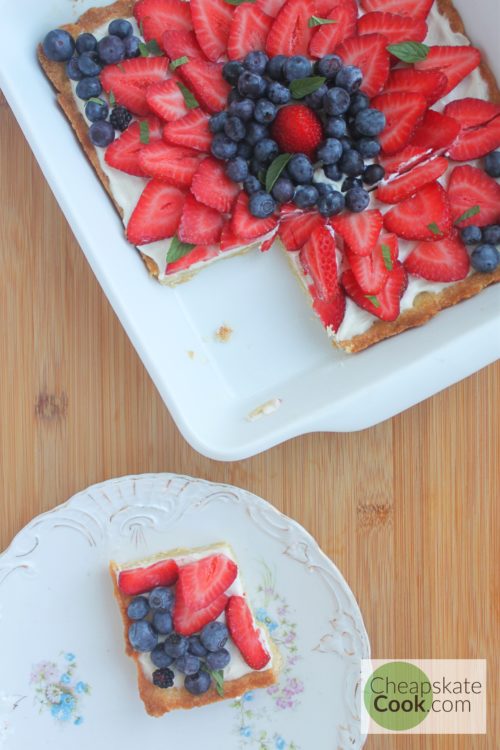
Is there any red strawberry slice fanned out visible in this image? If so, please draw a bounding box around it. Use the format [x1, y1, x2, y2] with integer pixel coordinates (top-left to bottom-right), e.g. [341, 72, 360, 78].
[176, 553, 238, 611]
[346, 232, 399, 294]
[335, 34, 390, 99]
[231, 193, 278, 240]
[105, 117, 163, 176]
[180, 61, 232, 113]
[178, 193, 225, 244]
[126, 180, 186, 245]
[315, 0, 358, 12]
[359, 0, 433, 20]
[134, 0, 193, 44]
[101, 57, 170, 116]
[332, 209, 384, 257]
[409, 109, 461, 152]
[138, 142, 202, 187]
[228, 5, 274, 61]
[190, 0, 233, 61]
[173, 591, 228, 636]
[266, 0, 315, 57]
[313, 293, 346, 333]
[257, 0, 287, 18]
[342, 261, 408, 322]
[383, 182, 452, 241]
[415, 46, 481, 99]
[162, 30, 207, 61]
[300, 225, 339, 301]
[404, 232, 470, 283]
[382, 68, 448, 106]
[166, 244, 219, 274]
[278, 210, 325, 251]
[220, 221, 244, 251]
[309, 3, 358, 59]
[146, 79, 190, 122]
[118, 558, 179, 595]
[376, 156, 449, 204]
[226, 596, 271, 670]
[448, 165, 500, 228]
[380, 145, 431, 176]
[444, 98, 500, 129]
[191, 157, 241, 213]
[444, 99, 500, 161]
[357, 11, 427, 45]
[163, 109, 212, 152]
[371, 91, 427, 155]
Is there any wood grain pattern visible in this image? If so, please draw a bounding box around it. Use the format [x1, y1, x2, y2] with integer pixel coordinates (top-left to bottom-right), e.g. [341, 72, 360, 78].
[0, 97, 499, 748]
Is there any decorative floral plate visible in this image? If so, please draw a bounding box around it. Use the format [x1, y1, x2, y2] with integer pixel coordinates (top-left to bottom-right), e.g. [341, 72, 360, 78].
[0, 474, 369, 749]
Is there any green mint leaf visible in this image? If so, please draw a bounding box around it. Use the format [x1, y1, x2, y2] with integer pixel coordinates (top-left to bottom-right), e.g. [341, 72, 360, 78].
[147, 39, 163, 56]
[381, 243, 393, 271]
[210, 669, 225, 697]
[166, 236, 196, 264]
[366, 295, 381, 308]
[454, 205, 481, 225]
[177, 82, 199, 109]
[265, 153, 292, 193]
[308, 15, 338, 27]
[88, 97, 105, 105]
[428, 222, 443, 236]
[139, 41, 150, 57]
[289, 75, 327, 99]
[224, 0, 256, 5]
[170, 55, 189, 71]
[139, 121, 150, 145]
[109, 90, 116, 106]
[386, 42, 429, 63]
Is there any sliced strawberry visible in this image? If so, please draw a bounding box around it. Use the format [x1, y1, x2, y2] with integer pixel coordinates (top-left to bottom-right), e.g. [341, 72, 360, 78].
[332, 210, 384, 257]
[315, 0, 358, 12]
[163, 109, 212, 151]
[404, 232, 470, 282]
[444, 99, 500, 162]
[257, 0, 287, 17]
[383, 182, 452, 241]
[101, 57, 170, 116]
[346, 232, 398, 294]
[178, 194, 225, 244]
[444, 98, 500, 129]
[190, 0, 233, 61]
[382, 68, 448, 105]
[380, 145, 431, 176]
[357, 11, 427, 45]
[312, 293, 346, 332]
[191, 157, 240, 213]
[409, 109, 461, 152]
[342, 261, 408, 322]
[220, 221, 244, 250]
[134, 0, 192, 44]
[334, 34, 390, 98]
[415, 46, 481, 99]
[376, 156, 448, 204]
[226, 596, 271, 670]
[166, 244, 219, 274]
[162, 29, 207, 61]
[180, 60, 231, 113]
[173, 591, 228, 636]
[146, 79, 189, 122]
[228, 5, 274, 61]
[176, 553, 238, 611]
[118, 558, 179, 595]
[359, 0, 433, 20]
[126, 180, 186, 245]
[138, 142, 201, 187]
[371, 91, 427, 155]
[309, 3, 358, 59]
[266, 0, 315, 57]
[448, 165, 500, 228]
[300, 225, 338, 300]
[260, 226, 279, 252]
[278, 210, 325, 251]
[231, 193, 278, 240]
[105, 117, 163, 176]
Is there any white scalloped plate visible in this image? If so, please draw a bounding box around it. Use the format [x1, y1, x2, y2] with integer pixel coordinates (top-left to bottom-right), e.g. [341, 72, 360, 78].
[0, 474, 369, 749]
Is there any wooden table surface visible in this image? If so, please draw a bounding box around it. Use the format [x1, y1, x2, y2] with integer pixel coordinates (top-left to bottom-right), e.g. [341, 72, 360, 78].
[1, 90, 499, 748]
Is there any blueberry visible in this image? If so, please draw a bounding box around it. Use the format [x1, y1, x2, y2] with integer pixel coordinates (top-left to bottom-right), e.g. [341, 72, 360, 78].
[363, 164, 385, 185]
[315, 182, 334, 197]
[294, 184, 319, 208]
[200, 621, 229, 652]
[250, 191, 277, 218]
[349, 92, 370, 116]
[339, 149, 365, 177]
[246, 121, 269, 146]
[323, 87, 351, 116]
[288, 154, 313, 184]
[272, 177, 295, 203]
[237, 140, 253, 160]
[226, 156, 249, 182]
[482, 225, 500, 245]
[75, 33, 97, 55]
[485, 150, 500, 178]
[42, 29, 75, 62]
[254, 99, 277, 124]
[266, 54, 287, 81]
[152, 668, 175, 689]
[317, 138, 343, 165]
[77, 51, 102, 76]
[255, 138, 279, 163]
[85, 97, 109, 123]
[238, 71, 267, 99]
[345, 186, 370, 212]
[153, 611, 173, 635]
[163, 633, 188, 658]
[355, 138, 381, 158]
[124, 36, 141, 58]
[228, 88, 241, 105]
[244, 175, 262, 195]
[188, 636, 208, 657]
[324, 163, 342, 182]
[175, 654, 201, 675]
[76, 76, 102, 100]
[98, 35, 126, 65]
[225, 116, 246, 142]
[342, 176, 363, 192]
[149, 587, 174, 611]
[127, 596, 150, 620]
[340, 137, 353, 153]
[471, 244, 500, 272]
[316, 54, 343, 79]
[229, 98, 255, 122]
[109, 105, 132, 131]
[223, 60, 245, 86]
[209, 111, 228, 134]
[185, 671, 211, 695]
[325, 117, 347, 139]
[267, 81, 291, 105]
[151, 643, 174, 669]
[461, 225, 483, 245]
[355, 108, 386, 137]
[244, 51, 269, 75]
[88, 120, 115, 147]
[304, 84, 328, 110]
[206, 648, 231, 670]
[128, 621, 158, 652]
[109, 19, 133, 39]
[250, 158, 266, 177]
[66, 57, 84, 81]
[283, 55, 312, 81]
[336, 65, 363, 93]
[211, 133, 238, 160]
[318, 190, 345, 217]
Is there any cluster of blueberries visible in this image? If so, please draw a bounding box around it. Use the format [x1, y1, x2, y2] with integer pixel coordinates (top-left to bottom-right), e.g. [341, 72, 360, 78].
[209, 51, 386, 219]
[42, 21, 138, 147]
[127, 586, 231, 695]
[461, 221, 500, 273]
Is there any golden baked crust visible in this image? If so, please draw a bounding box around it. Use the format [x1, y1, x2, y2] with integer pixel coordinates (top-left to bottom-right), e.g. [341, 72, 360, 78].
[110, 542, 281, 717]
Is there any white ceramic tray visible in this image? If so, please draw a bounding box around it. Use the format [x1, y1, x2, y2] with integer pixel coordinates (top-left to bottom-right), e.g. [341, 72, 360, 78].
[0, 474, 370, 749]
[0, 0, 499, 460]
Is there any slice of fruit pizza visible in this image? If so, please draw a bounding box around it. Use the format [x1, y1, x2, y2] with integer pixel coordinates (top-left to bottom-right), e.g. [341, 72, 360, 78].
[39, 0, 500, 353]
[110, 542, 281, 716]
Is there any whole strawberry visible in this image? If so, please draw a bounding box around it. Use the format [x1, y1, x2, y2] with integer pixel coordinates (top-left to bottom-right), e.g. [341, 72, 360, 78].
[271, 104, 323, 158]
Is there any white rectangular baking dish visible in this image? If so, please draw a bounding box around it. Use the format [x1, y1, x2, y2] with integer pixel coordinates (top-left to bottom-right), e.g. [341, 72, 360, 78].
[0, 0, 498, 460]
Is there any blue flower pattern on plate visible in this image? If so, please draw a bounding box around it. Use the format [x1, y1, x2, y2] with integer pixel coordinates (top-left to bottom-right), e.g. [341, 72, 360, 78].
[30, 652, 90, 726]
